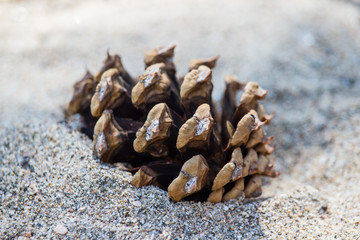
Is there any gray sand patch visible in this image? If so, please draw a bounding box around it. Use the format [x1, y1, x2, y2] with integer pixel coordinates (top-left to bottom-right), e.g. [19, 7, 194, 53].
[1, 0, 360, 239]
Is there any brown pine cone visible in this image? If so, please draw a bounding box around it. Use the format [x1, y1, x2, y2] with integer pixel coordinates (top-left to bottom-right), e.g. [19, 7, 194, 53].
[66, 45, 279, 202]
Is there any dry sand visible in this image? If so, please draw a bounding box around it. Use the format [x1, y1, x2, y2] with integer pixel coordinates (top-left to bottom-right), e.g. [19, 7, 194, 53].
[1, 0, 360, 239]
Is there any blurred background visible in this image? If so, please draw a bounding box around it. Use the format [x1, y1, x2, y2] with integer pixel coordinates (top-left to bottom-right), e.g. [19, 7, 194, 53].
[1, 0, 360, 195]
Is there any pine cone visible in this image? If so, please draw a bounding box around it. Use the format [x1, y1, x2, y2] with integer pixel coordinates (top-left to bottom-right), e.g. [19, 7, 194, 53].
[66, 45, 279, 202]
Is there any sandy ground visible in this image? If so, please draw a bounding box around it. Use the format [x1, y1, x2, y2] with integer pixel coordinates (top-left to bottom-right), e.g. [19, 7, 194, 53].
[1, 0, 360, 239]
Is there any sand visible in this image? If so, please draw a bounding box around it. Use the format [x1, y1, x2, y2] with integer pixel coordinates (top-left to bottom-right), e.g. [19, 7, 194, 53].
[1, 0, 360, 239]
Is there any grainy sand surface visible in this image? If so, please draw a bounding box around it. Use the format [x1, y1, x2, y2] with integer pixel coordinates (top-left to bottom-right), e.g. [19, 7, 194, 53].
[1, 0, 360, 239]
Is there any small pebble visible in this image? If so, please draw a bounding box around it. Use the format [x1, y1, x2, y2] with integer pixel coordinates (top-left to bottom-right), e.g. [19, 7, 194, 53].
[132, 200, 142, 207]
[54, 225, 68, 235]
[79, 206, 86, 212]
